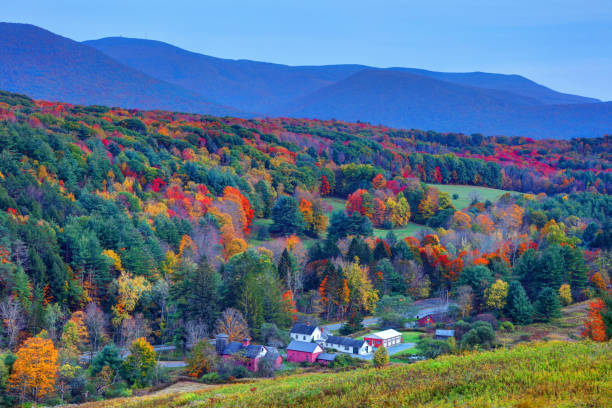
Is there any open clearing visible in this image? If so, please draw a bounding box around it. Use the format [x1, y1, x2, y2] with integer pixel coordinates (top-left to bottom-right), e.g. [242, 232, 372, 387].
[427, 183, 512, 209]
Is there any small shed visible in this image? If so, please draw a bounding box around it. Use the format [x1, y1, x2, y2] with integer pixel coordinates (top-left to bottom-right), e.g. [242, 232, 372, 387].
[316, 353, 337, 366]
[435, 329, 455, 340]
[364, 329, 403, 348]
[286, 340, 323, 363]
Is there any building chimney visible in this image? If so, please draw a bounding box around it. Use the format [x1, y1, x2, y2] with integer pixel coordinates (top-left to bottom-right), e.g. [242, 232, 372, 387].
[242, 337, 250, 347]
[215, 333, 229, 355]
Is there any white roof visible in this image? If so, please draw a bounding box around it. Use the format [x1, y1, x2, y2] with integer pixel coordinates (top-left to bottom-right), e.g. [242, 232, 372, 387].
[366, 329, 402, 340]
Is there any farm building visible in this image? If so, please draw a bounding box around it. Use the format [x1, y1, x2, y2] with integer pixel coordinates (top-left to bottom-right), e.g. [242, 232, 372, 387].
[323, 335, 371, 355]
[435, 329, 455, 340]
[215, 334, 282, 372]
[364, 329, 402, 348]
[417, 315, 435, 327]
[286, 340, 323, 363]
[290, 323, 323, 342]
[316, 353, 337, 366]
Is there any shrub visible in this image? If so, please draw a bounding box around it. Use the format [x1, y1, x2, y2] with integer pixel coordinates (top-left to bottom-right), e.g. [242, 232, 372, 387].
[499, 321, 515, 332]
[187, 340, 218, 378]
[418, 338, 453, 359]
[474, 313, 498, 330]
[373, 346, 389, 368]
[460, 321, 496, 350]
[200, 372, 223, 384]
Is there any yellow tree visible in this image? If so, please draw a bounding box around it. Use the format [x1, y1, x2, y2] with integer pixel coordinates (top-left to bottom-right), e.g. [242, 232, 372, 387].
[452, 211, 472, 230]
[8, 337, 59, 403]
[417, 189, 437, 221]
[344, 261, 379, 314]
[484, 279, 509, 311]
[112, 271, 151, 327]
[559, 284, 572, 305]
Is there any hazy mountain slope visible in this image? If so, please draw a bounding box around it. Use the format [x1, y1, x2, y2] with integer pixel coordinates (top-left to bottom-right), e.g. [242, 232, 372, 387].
[391, 68, 601, 105]
[282, 69, 612, 138]
[84, 37, 367, 112]
[0, 23, 238, 115]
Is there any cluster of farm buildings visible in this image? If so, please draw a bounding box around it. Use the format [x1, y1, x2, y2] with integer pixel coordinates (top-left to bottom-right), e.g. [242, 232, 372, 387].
[213, 323, 408, 372]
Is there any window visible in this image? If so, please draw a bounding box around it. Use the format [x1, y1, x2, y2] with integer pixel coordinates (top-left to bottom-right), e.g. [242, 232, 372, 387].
[303, 335, 306, 340]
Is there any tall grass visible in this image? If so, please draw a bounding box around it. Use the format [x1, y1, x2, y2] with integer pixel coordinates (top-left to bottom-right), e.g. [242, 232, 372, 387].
[78, 341, 611, 408]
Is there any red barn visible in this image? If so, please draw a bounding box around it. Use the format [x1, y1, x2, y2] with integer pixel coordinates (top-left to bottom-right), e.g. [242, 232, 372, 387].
[286, 340, 323, 363]
[418, 315, 435, 327]
[364, 329, 402, 348]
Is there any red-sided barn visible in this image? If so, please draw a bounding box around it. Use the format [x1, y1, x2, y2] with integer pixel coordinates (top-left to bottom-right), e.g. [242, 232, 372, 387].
[286, 340, 323, 363]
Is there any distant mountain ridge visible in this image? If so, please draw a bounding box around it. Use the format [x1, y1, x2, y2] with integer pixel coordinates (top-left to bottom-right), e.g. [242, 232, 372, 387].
[1, 22, 610, 138]
[0, 23, 239, 116]
[84, 36, 600, 110]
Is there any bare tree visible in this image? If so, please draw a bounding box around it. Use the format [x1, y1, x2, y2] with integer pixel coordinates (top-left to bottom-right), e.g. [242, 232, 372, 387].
[214, 308, 249, 342]
[0, 297, 24, 349]
[185, 320, 208, 350]
[84, 302, 107, 354]
[457, 285, 474, 318]
[43, 303, 65, 342]
[120, 313, 151, 347]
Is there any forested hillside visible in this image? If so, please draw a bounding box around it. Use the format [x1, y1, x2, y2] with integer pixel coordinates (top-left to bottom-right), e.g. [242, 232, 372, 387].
[0, 90, 611, 405]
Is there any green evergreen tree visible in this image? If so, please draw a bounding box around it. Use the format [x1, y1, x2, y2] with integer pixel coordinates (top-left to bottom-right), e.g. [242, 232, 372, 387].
[270, 196, 303, 235]
[505, 281, 534, 325]
[534, 287, 561, 322]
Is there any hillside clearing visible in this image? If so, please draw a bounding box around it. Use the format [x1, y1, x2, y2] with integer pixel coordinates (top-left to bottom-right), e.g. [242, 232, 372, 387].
[73, 341, 611, 408]
[427, 183, 512, 209]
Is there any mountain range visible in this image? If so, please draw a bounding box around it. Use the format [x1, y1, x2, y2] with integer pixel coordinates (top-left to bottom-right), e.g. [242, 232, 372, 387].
[1, 22, 610, 138]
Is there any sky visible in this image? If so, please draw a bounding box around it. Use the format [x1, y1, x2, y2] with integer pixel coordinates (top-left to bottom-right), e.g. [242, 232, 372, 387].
[4, 0, 612, 101]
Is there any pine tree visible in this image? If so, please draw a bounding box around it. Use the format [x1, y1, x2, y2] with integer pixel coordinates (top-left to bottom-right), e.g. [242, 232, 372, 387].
[277, 248, 293, 282]
[270, 196, 304, 235]
[534, 287, 561, 322]
[505, 281, 534, 325]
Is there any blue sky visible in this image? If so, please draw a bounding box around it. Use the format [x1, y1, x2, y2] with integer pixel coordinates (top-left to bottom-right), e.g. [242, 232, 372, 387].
[4, 0, 612, 100]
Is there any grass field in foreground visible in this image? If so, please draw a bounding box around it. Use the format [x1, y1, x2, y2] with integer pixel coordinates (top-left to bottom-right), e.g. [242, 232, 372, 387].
[78, 341, 611, 408]
[427, 183, 512, 209]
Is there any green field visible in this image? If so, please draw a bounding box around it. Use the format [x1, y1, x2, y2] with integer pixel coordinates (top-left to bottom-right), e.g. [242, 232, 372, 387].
[427, 183, 512, 209]
[252, 187, 511, 245]
[323, 197, 347, 213]
[79, 341, 612, 408]
[374, 223, 423, 240]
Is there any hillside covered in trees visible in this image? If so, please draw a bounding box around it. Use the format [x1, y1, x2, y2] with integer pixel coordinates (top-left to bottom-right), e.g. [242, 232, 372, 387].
[0, 90, 610, 405]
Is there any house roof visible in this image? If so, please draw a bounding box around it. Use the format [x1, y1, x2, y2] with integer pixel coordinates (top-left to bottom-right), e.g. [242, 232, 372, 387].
[325, 335, 367, 349]
[222, 342, 266, 359]
[290, 323, 318, 335]
[365, 329, 402, 340]
[222, 341, 244, 355]
[316, 353, 337, 361]
[287, 340, 322, 353]
[263, 346, 280, 361]
[244, 345, 265, 359]
[435, 329, 455, 337]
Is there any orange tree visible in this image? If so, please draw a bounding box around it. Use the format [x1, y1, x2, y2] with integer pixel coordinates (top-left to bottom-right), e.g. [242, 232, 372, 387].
[8, 337, 58, 403]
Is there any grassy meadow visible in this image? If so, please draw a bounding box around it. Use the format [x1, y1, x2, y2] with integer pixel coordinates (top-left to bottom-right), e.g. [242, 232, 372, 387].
[76, 341, 611, 408]
[427, 183, 511, 209]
